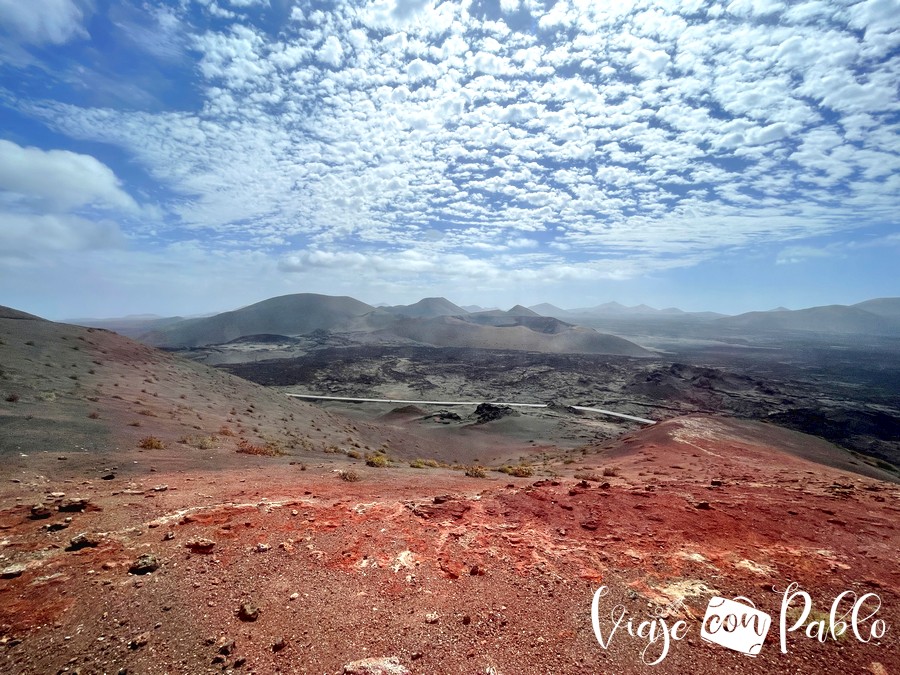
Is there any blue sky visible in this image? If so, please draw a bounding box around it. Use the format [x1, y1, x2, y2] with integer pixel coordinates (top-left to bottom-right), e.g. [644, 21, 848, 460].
[1, 0, 898, 319]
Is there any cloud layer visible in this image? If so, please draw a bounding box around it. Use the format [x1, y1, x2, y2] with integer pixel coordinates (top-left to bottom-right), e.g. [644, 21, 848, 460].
[1, 0, 898, 315]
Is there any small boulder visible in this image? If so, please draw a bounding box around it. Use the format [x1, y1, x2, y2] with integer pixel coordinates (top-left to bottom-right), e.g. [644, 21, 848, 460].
[129, 553, 160, 575]
[30, 503, 52, 519]
[237, 602, 259, 622]
[58, 498, 91, 513]
[67, 532, 101, 551]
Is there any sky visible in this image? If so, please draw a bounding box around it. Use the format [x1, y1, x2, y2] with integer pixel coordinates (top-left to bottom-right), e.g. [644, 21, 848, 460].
[0, 0, 898, 320]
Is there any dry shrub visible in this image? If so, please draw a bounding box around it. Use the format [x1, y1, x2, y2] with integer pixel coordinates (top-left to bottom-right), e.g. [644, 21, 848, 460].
[218, 426, 235, 437]
[5, 393, 19, 403]
[574, 472, 601, 482]
[602, 466, 620, 477]
[409, 458, 441, 469]
[464, 465, 487, 478]
[138, 436, 165, 450]
[499, 464, 533, 477]
[237, 439, 284, 457]
[365, 453, 389, 468]
[180, 434, 218, 449]
[339, 470, 361, 482]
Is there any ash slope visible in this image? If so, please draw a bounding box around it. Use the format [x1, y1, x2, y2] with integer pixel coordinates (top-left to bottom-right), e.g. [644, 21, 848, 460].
[139, 293, 652, 356]
[0, 306, 403, 473]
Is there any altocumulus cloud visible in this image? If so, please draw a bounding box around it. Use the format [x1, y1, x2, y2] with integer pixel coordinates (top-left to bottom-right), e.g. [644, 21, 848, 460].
[0, 0, 898, 313]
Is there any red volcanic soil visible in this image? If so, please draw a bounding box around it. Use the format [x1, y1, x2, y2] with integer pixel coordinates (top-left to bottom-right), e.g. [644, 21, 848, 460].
[0, 415, 897, 674]
[0, 313, 897, 673]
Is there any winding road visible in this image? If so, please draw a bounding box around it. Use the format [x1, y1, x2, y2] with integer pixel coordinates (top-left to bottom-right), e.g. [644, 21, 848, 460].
[284, 393, 656, 425]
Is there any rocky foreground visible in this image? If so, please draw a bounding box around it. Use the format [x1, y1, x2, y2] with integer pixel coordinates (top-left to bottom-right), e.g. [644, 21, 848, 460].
[0, 416, 897, 674]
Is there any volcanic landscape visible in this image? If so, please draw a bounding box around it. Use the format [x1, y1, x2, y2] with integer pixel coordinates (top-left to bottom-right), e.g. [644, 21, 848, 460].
[1, 295, 898, 674]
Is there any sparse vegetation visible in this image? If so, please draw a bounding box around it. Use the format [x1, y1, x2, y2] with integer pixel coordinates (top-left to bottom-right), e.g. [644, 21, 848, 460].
[5, 393, 19, 403]
[465, 465, 487, 478]
[180, 434, 218, 449]
[498, 464, 534, 477]
[139, 436, 166, 450]
[237, 439, 284, 456]
[347, 449, 362, 460]
[602, 466, 620, 477]
[218, 425, 235, 437]
[574, 472, 601, 482]
[409, 458, 441, 469]
[365, 453, 389, 468]
[338, 469, 361, 482]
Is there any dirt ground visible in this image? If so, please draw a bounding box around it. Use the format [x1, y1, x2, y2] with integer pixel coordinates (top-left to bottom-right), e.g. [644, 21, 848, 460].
[1, 312, 898, 674]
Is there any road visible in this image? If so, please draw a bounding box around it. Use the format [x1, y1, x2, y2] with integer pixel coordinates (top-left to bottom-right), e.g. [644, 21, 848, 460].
[284, 393, 656, 425]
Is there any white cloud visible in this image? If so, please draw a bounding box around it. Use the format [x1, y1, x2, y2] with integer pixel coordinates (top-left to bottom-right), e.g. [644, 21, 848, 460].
[0, 213, 123, 257]
[318, 35, 344, 67]
[0, 139, 139, 213]
[7, 0, 897, 308]
[0, 0, 89, 45]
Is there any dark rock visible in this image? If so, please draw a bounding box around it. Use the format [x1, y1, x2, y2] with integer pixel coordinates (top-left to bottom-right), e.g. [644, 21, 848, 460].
[237, 602, 259, 622]
[58, 498, 91, 513]
[216, 638, 235, 655]
[272, 636, 286, 652]
[580, 520, 599, 531]
[474, 403, 518, 424]
[695, 501, 712, 510]
[1, 563, 27, 578]
[129, 553, 160, 575]
[30, 503, 52, 519]
[101, 473, 115, 481]
[67, 532, 101, 551]
[128, 632, 149, 650]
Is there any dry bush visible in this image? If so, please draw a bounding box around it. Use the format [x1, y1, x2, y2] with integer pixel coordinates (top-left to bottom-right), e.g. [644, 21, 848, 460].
[365, 453, 389, 468]
[180, 434, 218, 449]
[236, 439, 284, 457]
[574, 472, 601, 482]
[218, 426, 235, 437]
[5, 393, 19, 403]
[127, 421, 142, 427]
[499, 464, 533, 478]
[409, 458, 441, 469]
[602, 466, 620, 477]
[464, 465, 487, 478]
[138, 436, 165, 450]
[347, 449, 362, 460]
[338, 470, 361, 482]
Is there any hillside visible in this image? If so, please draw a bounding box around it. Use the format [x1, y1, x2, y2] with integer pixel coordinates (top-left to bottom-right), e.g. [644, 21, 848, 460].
[718, 303, 899, 335]
[377, 315, 653, 356]
[382, 297, 468, 318]
[142, 293, 375, 348]
[854, 297, 900, 319]
[0, 307, 386, 472]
